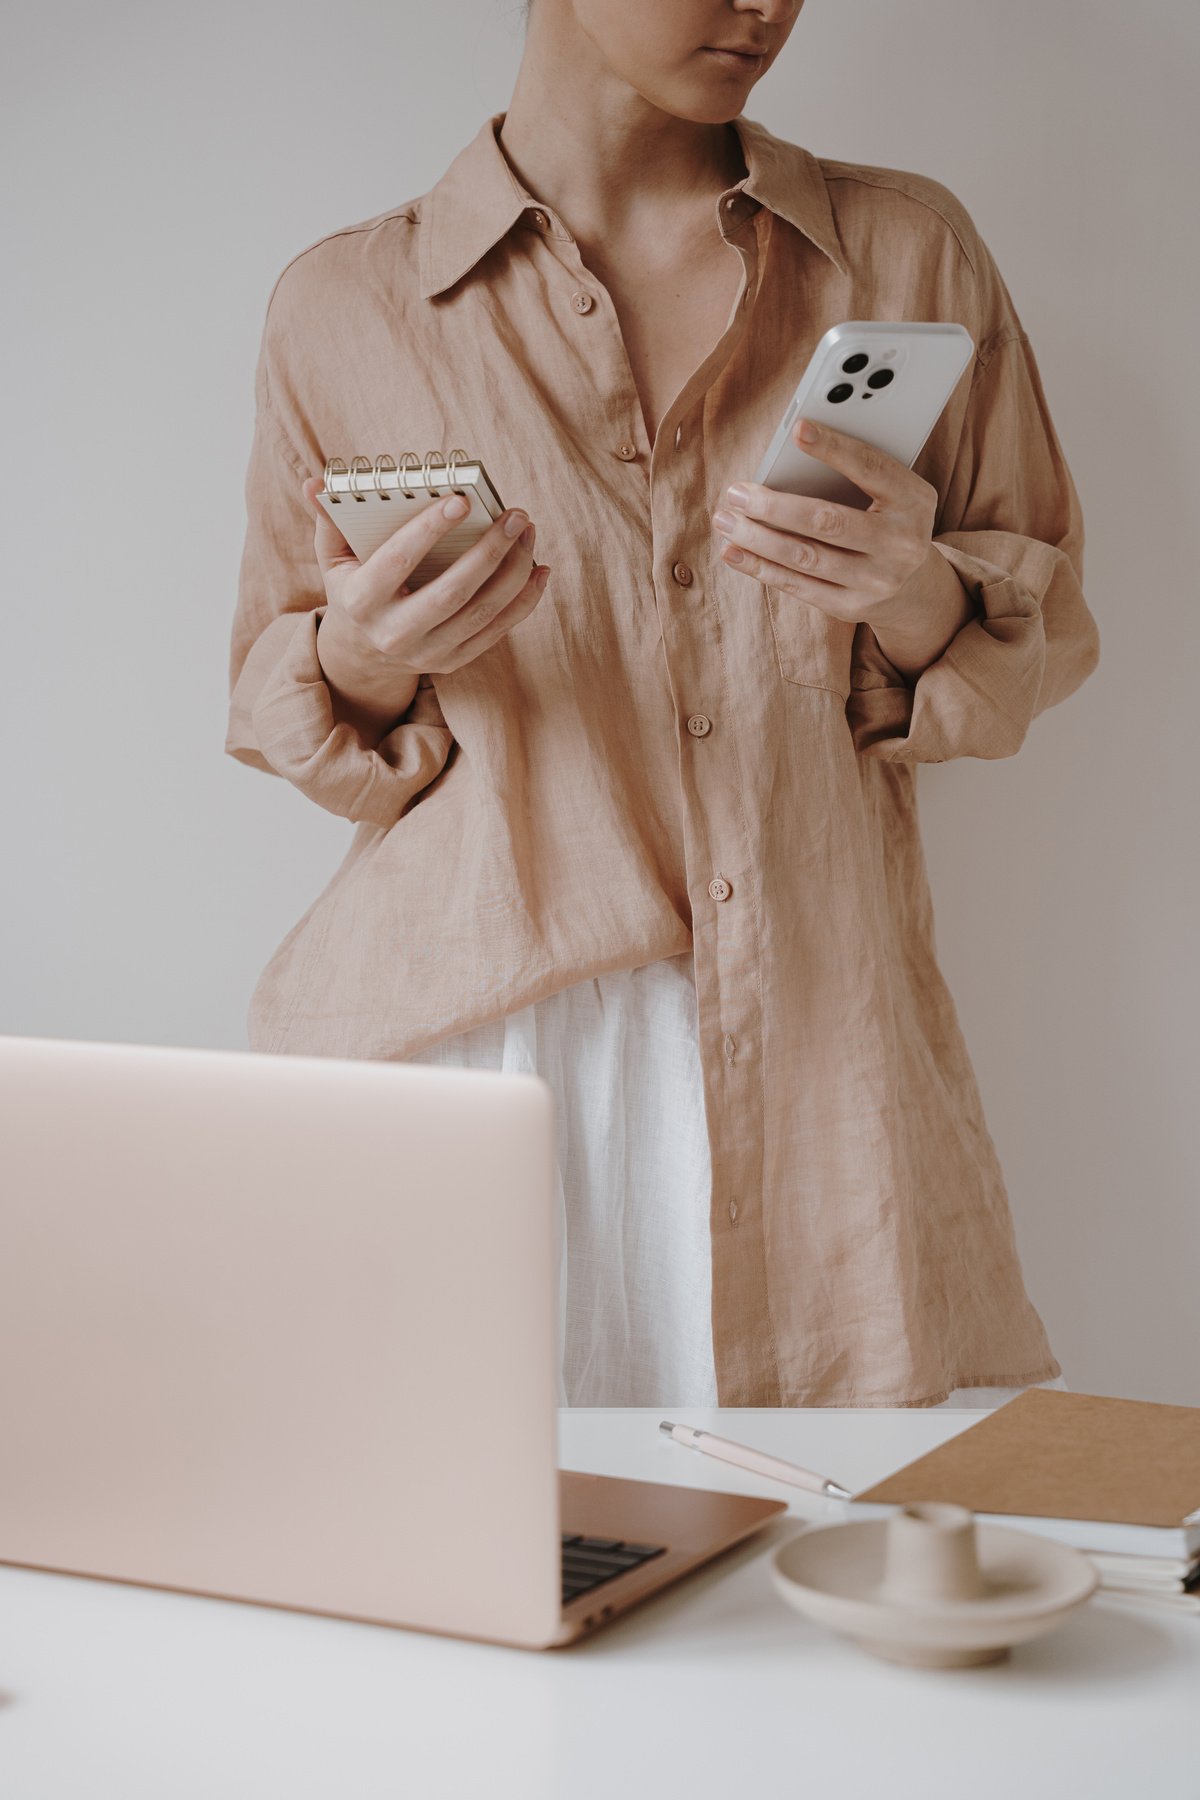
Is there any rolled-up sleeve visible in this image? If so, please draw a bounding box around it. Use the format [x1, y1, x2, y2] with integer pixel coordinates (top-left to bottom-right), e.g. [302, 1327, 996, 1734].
[225, 297, 454, 826]
[846, 321, 1100, 763]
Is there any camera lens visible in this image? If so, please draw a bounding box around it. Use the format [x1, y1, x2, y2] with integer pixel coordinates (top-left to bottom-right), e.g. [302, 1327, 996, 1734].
[841, 353, 869, 373]
[825, 382, 853, 404]
[866, 368, 895, 389]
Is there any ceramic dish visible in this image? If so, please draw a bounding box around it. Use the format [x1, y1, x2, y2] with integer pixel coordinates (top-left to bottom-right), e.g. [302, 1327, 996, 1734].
[770, 1503, 1098, 1668]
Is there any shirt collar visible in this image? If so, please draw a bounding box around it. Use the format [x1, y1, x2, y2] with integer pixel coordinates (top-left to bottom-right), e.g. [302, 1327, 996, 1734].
[417, 110, 848, 300]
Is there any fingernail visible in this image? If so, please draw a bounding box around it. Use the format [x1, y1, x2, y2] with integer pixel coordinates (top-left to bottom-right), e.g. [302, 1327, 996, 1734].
[443, 495, 469, 519]
[725, 485, 751, 509]
[519, 522, 536, 551]
[503, 509, 529, 538]
[798, 418, 818, 442]
[536, 566, 552, 588]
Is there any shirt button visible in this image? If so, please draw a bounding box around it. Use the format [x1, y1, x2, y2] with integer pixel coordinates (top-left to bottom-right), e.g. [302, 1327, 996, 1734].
[686, 714, 712, 737]
[531, 209, 549, 230]
[673, 561, 694, 586]
[674, 424, 683, 450]
[708, 876, 731, 902]
[571, 290, 594, 313]
[723, 1033, 736, 1060]
[616, 442, 638, 460]
[729, 1199, 739, 1225]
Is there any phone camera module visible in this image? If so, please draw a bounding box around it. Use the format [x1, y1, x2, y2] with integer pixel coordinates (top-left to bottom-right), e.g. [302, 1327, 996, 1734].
[866, 368, 895, 389]
[840, 353, 869, 373]
[825, 382, 854, 405]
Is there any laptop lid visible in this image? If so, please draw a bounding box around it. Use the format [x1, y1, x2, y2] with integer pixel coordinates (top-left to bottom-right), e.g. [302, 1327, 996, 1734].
[0, 1034, 565, 1648]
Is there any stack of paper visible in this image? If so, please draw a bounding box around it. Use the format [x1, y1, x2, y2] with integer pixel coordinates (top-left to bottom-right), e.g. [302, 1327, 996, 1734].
[1083, 1549, 1199, 1612]
[847, 1388, 1200, 1615]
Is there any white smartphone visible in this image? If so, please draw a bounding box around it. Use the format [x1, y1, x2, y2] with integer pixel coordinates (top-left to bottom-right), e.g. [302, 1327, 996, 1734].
[753, 321, 975, 509]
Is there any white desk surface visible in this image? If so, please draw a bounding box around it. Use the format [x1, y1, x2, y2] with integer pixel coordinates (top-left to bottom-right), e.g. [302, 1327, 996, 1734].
[0, 1406, 1194, 1800]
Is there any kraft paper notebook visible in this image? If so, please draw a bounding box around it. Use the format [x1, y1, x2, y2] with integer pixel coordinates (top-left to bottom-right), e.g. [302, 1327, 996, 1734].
[849, 1388, 1200, 1560]
[316, 448, 505, 583]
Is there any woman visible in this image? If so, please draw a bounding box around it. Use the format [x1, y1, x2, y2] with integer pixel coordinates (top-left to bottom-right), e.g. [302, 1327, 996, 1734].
[226, 0, 1098, 1408]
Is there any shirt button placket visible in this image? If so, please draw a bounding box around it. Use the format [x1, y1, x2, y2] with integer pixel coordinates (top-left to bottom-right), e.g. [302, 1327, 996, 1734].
[683, 533, 739, 1242]
[554, 245, 633, 460]
[643, 206, 768, 1395]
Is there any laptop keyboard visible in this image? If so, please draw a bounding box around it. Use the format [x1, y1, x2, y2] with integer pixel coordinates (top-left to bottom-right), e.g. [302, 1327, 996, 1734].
[561, 1533, 666, 1606]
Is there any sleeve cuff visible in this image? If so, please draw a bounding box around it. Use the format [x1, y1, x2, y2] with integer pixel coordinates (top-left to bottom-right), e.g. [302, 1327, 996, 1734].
[234, 607, 454, 826]
[846, 542, 1046, 763]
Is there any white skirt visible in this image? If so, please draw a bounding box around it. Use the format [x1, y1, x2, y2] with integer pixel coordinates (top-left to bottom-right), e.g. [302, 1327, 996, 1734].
[398, 949, 1067, 1410]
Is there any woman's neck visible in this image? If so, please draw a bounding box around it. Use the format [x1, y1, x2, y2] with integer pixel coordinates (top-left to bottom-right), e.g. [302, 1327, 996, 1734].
[498, 26, 748, 249]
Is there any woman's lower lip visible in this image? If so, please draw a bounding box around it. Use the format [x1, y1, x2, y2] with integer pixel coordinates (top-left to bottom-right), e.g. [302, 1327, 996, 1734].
[703, 47, 763, 71]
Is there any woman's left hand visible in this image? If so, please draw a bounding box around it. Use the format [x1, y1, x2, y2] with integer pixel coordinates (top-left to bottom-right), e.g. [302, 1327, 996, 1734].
[711, 415, 943, 638]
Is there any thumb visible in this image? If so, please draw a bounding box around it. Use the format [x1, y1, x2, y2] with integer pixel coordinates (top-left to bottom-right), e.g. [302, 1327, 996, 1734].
[300, 475, 359, 578]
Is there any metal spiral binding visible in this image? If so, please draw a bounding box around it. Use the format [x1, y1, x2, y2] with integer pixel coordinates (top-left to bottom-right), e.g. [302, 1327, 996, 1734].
[372, 453, 399, 498]
[322, 455, 349, 500]
[347, 456, 374, 500]
[322, 448, 475, 502]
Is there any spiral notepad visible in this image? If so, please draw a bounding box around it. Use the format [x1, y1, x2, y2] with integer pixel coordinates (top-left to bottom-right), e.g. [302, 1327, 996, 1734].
[317, 449, 505, 588]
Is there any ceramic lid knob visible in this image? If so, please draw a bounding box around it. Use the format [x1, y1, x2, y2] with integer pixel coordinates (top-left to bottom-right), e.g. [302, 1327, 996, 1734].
[878, 1501, 989, 1604]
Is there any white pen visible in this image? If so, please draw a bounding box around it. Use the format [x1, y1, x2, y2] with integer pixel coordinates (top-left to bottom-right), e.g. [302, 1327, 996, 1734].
[659, 1419, 853, 1500]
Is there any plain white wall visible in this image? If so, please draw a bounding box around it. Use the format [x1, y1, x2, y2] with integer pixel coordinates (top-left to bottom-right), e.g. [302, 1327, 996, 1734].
[3, 1, 1196, 1403]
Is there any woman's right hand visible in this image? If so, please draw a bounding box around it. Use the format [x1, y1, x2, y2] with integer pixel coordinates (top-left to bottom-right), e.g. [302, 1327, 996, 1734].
[300, 476, 552, 725]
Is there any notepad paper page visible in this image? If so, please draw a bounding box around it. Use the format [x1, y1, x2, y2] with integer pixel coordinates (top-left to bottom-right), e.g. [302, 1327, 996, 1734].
[316, 471, 501, 586]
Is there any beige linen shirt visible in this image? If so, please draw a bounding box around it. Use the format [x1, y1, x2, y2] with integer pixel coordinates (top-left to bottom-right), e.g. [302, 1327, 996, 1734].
[226, 110, 1100, 1407]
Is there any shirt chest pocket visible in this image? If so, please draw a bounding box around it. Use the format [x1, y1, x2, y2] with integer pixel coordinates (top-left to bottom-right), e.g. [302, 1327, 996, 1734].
[765, 585, 856, 700]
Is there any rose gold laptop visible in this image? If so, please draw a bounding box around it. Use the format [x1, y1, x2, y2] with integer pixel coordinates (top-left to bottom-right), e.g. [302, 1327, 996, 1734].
[0, 1033, 784, 1650]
